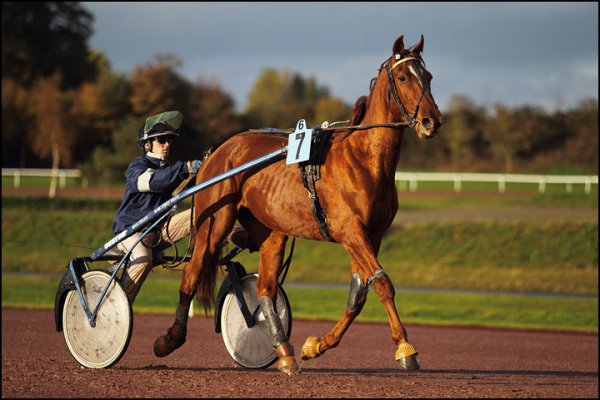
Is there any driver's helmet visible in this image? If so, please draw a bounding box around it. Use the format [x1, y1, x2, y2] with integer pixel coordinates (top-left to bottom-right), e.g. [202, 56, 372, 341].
[137, 110, 183, 147]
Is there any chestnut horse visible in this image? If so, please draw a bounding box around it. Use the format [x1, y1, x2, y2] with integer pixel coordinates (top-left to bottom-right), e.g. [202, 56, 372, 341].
[154, 34, 443, 375]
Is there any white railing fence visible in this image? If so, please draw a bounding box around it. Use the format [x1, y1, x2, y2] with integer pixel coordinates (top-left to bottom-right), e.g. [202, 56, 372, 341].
[2, 168, 83, 189]
[2, 168, 598, 194]
[395, 172, 598, 194]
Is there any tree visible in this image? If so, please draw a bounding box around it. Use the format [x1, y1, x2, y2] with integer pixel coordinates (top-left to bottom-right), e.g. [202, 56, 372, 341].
[28, 73, 76, 197]
[1, 2, 96, 89]
[183, 77, 243, 156]
[2, 78, 32, 167]
[80, 116, 141, 186]
[442, 95, 487, 171]
[128, 53, 189, 117]
[484, 104, 541, 173]
[314, 97, 352, 126]
[291, 75, 329, 111]
[244, 69, 332, 128]
[565, 98, 598, 172]
[244, 68, 293, 128]
[71, 50, 131, 162]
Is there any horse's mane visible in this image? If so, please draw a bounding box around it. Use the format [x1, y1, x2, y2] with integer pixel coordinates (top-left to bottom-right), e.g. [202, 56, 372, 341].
[350, 95, 368, 126]
[338, 96, 367, 139]
[332, 76, 375, 142]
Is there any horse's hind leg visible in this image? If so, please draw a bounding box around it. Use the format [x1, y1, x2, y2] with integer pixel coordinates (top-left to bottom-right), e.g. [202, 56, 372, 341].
[255, 232, 299, 375]
[300, 225, 419, 370]
[154, 202, 236, 358]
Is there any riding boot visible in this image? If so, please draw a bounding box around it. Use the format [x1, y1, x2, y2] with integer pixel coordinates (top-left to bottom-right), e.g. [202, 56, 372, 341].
[153, 319, 187, 357]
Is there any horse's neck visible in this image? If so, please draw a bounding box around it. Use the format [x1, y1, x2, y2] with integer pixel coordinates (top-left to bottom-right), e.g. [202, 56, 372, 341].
[346, 81, 405, 179]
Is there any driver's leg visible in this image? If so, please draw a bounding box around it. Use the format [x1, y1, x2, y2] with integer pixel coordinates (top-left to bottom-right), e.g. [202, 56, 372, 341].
[118, 231, 158, 303]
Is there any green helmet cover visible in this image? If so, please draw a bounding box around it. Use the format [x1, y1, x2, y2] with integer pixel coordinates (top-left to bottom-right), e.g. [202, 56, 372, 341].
[144, 111, 184, 135]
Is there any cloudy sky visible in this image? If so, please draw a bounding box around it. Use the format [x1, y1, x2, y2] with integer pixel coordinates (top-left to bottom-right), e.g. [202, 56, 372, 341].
[82, 2, 598, 113]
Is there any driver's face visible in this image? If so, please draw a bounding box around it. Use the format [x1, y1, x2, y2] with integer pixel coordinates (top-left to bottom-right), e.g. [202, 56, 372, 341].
[151, 137, 172, 158]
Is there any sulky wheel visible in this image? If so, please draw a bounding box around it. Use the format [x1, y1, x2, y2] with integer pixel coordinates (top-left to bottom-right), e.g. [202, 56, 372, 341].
[220, 273, 292, 369]
[62, 270, 132, 368]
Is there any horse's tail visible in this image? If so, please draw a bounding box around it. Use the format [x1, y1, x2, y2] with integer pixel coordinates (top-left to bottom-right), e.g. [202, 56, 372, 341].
[188, 146, 224, 315]
[195, 251, 221, 314]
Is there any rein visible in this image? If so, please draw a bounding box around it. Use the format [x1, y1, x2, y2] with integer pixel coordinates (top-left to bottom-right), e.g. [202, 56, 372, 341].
[248, 121, 410, 136]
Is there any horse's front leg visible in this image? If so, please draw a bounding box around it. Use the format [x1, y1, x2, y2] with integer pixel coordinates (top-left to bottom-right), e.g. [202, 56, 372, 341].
[300, 259, 368, 360]
[300, 224, 419, 370]
[256, 233, 299, 375]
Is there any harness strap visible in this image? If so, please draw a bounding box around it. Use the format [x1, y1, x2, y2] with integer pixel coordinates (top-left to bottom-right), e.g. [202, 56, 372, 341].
[301, 163, 333, 241]
[299, 129, 334, 242]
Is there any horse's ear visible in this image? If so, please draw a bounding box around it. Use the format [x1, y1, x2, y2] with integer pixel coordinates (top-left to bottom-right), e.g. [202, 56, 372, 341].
[392, 35, 405, 55]
[413, 35, 424, 54]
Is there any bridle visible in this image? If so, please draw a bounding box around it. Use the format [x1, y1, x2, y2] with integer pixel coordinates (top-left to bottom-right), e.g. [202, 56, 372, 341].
[382, 54, 428, 128]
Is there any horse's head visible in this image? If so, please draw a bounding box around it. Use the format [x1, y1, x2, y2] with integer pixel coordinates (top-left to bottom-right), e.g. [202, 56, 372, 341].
[383, 35, 443, 139]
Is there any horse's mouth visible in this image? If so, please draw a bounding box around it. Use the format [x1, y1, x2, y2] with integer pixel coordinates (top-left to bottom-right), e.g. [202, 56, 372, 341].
[416, 120, 437, 140]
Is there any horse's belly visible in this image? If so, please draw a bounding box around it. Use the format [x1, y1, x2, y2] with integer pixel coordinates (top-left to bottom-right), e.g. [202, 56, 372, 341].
[240, 165, 323, 240]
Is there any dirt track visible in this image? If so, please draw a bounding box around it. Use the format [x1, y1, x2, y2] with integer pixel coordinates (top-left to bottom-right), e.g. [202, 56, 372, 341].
[2, 308, 597, 398]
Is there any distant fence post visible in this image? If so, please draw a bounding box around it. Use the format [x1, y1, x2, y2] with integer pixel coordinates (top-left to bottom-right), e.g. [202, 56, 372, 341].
[453, 174, 461, 193]
[13, 170, 20, 189]
[409, 173, 417, 192]
[585, 178, 592, 194]
[498, 175, 506, 193]
[59, 170, 66, 189]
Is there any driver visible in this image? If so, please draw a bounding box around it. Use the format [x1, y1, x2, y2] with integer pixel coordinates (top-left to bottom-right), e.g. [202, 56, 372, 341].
[111, 110, 202, 303]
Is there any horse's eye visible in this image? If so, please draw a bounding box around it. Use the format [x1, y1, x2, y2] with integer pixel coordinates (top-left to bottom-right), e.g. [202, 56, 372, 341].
[398, 75, 407, 83]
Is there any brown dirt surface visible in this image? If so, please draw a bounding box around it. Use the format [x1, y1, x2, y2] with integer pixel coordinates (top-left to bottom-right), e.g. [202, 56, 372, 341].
[2, 308, 598, 398]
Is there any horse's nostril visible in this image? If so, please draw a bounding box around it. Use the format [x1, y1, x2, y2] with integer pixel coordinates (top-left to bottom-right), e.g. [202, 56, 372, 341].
[422, 117, 435, 130]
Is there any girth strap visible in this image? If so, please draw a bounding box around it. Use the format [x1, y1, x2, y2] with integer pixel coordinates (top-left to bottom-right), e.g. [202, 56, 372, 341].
[300, 163, 333, 241]
[299, 129, 334, 242]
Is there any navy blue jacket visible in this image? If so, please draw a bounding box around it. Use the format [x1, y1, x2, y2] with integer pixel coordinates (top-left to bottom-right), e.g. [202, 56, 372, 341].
[112, 155, 190, 235]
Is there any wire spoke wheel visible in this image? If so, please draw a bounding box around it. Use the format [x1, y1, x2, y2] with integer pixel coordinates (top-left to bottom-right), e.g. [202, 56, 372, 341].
[62, 270, 132, 368]
[220, 274, 292, 369]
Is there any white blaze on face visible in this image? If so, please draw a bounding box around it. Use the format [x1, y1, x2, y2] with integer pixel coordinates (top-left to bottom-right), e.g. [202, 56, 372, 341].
[408, 64, 419, 79]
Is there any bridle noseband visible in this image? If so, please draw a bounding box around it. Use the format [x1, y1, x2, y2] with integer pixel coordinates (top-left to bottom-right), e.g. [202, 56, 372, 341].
[382, 54, 428, 128]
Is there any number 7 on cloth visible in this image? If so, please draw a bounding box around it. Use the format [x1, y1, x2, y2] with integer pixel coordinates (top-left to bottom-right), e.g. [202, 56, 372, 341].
[286, 119, 312, 165]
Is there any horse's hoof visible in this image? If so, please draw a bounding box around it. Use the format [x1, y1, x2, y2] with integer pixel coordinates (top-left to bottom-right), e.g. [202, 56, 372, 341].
[397, 354, 420, 370]
[153, 334, 186, 357]
[153, 322, 187, 357]
[395, 342, 420, 370]
[300, 336, 321, 360]
[277, 356, 300, 375]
